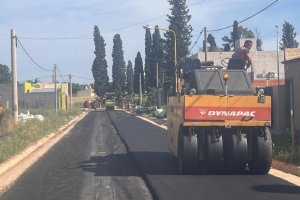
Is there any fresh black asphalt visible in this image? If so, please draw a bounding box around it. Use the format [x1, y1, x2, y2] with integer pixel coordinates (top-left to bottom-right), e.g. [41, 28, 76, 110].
[1, 110, 299, 200]
[108, 110, 300, 200]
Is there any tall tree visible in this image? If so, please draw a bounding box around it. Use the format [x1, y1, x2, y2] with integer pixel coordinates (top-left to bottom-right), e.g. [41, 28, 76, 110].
[112, 34, 126, 100]
[126, 60, 134, 95]
[152, 26, 164, 88]
[222, 21, 259, 50]
[144, 28, 152, 92]
[91, 25, 109, 97]
[255, 28, 263, 51]
[133, 52, 144, 94]
[164, 0, 193, 81]
[223, 43, 231, 52]
[232, 20, 240, 51]
[207, 33, 218, 52]
[0, 64, 11, 83]
[280, 21, 299, 50]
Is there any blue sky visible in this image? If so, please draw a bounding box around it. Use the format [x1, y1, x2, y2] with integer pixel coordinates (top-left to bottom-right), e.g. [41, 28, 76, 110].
[0, 0, 299, 84]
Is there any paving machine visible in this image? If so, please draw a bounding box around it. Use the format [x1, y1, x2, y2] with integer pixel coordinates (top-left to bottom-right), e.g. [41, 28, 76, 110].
[105, 92, 115, 110]
[167, 59, 272, 174]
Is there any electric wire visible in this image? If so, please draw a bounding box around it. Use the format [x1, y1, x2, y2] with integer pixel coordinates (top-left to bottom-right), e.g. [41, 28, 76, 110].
[19, 75, 53, 83]
[56, 66, 67, 82]
[18, 36, 93, 40]
[188, 28, 204, 54]
[17, 38, 53, 72]
[11, 0, 281, 84]
[16, 0, 207, 40]
[72, 75, 94, 81]
[208, 0, 279, 32]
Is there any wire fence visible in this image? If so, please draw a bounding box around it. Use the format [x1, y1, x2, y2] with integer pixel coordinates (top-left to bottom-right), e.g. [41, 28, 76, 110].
[272, 131, 300, 166]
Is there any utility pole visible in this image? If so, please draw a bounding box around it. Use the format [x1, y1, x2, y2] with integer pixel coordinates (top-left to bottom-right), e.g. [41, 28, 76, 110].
[139, 73, 142, 107]
[275, 25, 280, 134]
[276, 25, 280, 86]
[11, 29, 18, 122]
[156, 62, 159, 108]
[69, 74, 72, 109]
[54, 64, 57, 112]
[204, 27, 207, 62]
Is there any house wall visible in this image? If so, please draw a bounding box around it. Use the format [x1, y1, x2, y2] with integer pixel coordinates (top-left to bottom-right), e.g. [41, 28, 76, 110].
[192, 51, 284, 80]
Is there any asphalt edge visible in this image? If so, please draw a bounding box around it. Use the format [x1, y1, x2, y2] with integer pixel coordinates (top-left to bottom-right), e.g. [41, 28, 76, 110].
[0, 111, 88, 194]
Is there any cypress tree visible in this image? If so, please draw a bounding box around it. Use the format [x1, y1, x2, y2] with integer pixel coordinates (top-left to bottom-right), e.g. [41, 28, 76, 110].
[207, 34, 218, 52]
[0, 64, 12, 83]
[133, 52, 144, 94]
[232, 20, 240, 51]
[223, 43, 231, 52]
[165, 0, 193, 82]
[91, 25, 109, 97]
[144, 28, 152, 92]
[255, 29, 263, 51]
[112, 34, 126, 100]
[126, 60, 134, 95]
[151, 26, 164, 88]
[222, 22, 259, 50]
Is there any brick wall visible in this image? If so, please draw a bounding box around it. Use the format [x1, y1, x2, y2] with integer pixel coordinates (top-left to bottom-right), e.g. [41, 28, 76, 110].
[284, 48, 300, 61]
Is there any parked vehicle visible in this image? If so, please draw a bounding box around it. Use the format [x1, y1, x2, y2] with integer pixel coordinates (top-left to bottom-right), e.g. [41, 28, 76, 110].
[83, 100, 95, 108]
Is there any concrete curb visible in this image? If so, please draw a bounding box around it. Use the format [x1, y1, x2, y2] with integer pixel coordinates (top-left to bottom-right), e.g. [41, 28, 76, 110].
[271, 159, 300, 177]
[0, 111, 88, 194]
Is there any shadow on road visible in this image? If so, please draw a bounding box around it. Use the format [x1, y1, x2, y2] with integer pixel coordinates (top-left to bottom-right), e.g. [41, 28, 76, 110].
[79, 151, 180, 176]
[251, 184, 300, 194]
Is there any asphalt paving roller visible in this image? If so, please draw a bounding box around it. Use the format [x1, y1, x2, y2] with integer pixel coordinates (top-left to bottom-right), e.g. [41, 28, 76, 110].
[167, 59, 272, 175]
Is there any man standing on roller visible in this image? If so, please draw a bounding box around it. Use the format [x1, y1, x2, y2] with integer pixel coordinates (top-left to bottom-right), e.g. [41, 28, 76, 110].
[228, 40, 253, 70]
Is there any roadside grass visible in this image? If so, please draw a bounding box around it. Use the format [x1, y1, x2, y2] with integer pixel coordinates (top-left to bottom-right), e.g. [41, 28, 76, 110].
[272, 133, 300, 166]
[0, 108, 82, 163]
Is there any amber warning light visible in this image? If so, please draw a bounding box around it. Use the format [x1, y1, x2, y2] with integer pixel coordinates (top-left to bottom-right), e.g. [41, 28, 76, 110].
[223, 73, 229, 81]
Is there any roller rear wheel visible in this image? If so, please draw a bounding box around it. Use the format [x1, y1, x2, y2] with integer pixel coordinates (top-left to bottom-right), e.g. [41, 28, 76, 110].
[178, 127, 198, 174]
[223, 130, 248, 174]
[200, 130, 223, 174]
[248, 127, 272, 174]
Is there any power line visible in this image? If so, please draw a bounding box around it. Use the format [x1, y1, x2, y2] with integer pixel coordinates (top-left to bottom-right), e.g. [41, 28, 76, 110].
[17, 38, 53, 72]
[239, 0, 279, 24]
[56, 66, 67, 82]
[16, 0, 207, 40]
[189, 29, 204, 54]
[72, 75, 94, 81]
[208, 0, 279, 32]
[18, 36, 93, 40]
[103, 16, 164, 33]
[19, 75, 53, 83]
